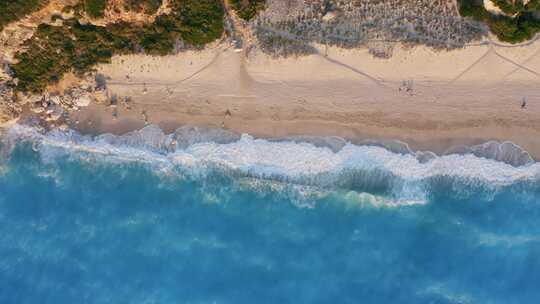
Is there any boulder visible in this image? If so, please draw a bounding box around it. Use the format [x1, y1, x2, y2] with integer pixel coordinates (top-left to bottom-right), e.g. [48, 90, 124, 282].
[45, 105, 63, 121]
[75, 95, 92, 107]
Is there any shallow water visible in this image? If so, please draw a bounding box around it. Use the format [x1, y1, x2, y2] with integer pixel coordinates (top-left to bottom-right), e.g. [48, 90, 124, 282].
[1, 125, 539, 303]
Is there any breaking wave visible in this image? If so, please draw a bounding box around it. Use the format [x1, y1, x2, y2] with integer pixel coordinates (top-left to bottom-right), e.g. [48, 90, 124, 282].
[1, 124, 539, 205]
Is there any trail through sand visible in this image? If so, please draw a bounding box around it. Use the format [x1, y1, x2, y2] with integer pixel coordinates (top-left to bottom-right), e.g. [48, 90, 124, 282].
[71, 35, 540, 157]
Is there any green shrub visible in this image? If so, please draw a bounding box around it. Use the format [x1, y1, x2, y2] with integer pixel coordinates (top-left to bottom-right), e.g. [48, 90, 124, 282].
[124, 0, 163, 14]
[84, 0, 107, 18]
[490, 0, 519, 15]
[458, 0, 540, 43]
[458, 0, 489, 21]
[490, 0, 540, 14]
[12, 20, 138, 92]
[139, 20, 176, 55]
[11, 0, 225, 93]
[230, 0, 266, 21]
[12, 24, 74, 93]
[526, 0, 540, 11]
[0, 0, 48, 31]
[172, 0, 224, 45]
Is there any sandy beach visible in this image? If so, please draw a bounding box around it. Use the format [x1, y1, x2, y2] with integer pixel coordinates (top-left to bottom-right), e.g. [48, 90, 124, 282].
[69, 37, 540, 156]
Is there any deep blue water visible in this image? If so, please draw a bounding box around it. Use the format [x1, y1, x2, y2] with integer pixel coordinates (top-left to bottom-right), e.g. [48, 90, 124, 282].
[1, 126, 540, 304]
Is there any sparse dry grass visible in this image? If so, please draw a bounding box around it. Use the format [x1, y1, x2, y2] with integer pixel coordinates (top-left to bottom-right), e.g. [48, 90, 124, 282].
[255, 0, 485, 57]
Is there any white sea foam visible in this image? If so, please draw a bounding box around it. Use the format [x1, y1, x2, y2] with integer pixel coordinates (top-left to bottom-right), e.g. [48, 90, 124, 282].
[337, 191, 427, 208]
[3, 124, 540, 203]
[170, 134, 539, 186]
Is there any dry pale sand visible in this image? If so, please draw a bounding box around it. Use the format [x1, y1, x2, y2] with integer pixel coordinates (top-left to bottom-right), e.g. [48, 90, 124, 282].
[70, 38, 540, 157]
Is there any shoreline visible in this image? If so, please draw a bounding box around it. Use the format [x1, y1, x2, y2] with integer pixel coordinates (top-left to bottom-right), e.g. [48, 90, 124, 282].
[62, 39, 540, 160]
[2, 117, 535, 167]
[67, 105, 538, 162]
[1, 0, 540, 162]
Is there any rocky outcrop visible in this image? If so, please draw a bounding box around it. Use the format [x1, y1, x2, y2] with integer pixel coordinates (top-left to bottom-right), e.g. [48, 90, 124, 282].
[0, 66, 18, 124]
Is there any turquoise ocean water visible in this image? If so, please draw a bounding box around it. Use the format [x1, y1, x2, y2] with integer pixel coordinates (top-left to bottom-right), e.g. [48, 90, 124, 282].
[1, 124, 539, 303]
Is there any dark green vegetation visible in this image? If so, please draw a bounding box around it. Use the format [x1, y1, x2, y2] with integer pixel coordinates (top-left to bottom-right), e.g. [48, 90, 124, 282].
[121, 0, 224, 53]
[0, 0, 48, 31]
[170, 0, 224, 45]
[125, 0, 163, 14]
[12, 0, 224, 93]
[458, 0, 540, 43]
[13, 20, 133, 92]
[69, 0, 163, 19]
[230, 0, 265, 21]
[490, 0, 540, 15]
[83, 0, 107, 18]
